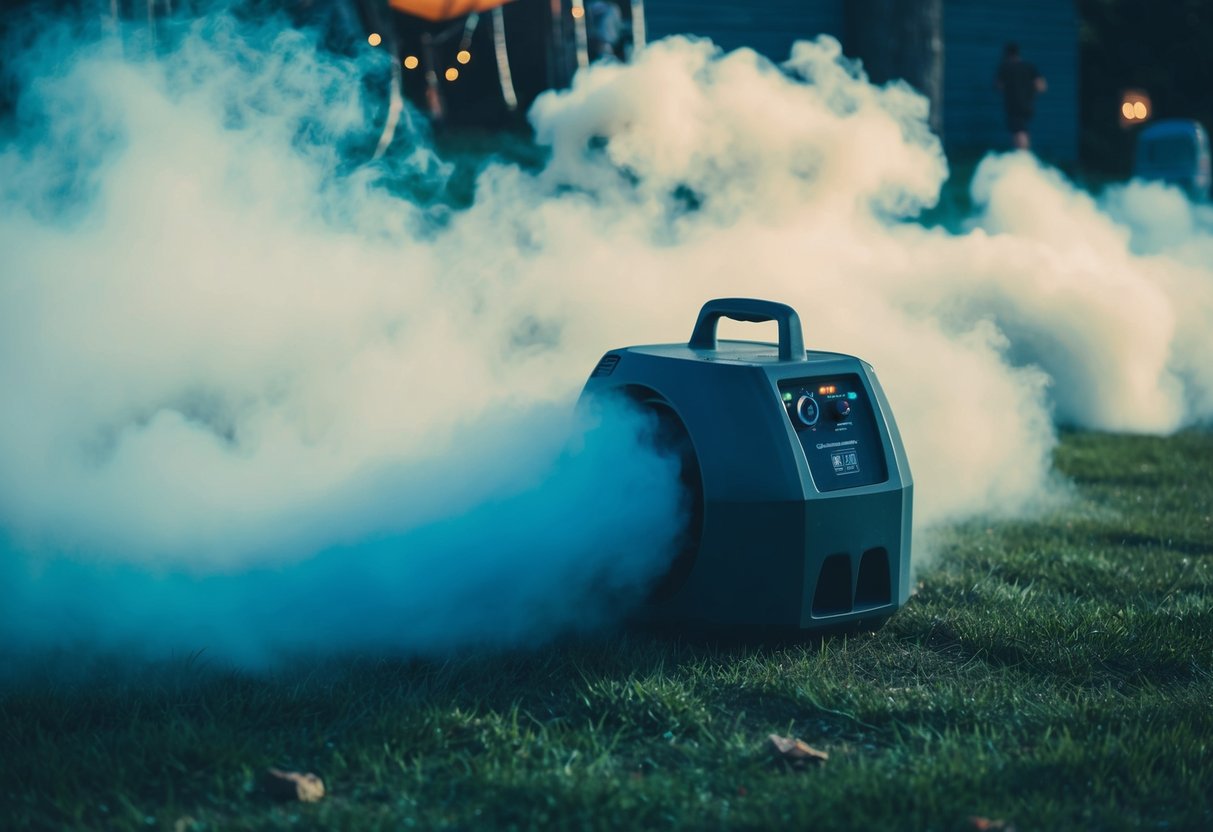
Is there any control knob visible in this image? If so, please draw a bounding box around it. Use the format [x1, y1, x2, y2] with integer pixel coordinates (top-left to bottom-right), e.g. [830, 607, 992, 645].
[795, 393, 820, 427]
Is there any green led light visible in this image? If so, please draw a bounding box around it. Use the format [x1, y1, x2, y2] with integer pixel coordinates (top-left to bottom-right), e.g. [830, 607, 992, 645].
[782, 392, 793, 402]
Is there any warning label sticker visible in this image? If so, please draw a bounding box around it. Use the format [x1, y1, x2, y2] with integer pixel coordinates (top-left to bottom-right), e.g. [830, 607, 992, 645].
[830, 447, 861, 476]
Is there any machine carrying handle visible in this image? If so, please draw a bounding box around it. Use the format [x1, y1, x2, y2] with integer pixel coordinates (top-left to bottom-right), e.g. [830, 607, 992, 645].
[688, 298, 806, 361]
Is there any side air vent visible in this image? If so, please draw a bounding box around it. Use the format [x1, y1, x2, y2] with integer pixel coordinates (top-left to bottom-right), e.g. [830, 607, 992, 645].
[855, 547, 891, 608]
[812, 553, 853, 616]
[591, 354, 621, 377]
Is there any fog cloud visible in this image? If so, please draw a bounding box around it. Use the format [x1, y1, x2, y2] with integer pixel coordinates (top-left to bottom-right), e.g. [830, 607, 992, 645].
[2, 10, 1210, 663]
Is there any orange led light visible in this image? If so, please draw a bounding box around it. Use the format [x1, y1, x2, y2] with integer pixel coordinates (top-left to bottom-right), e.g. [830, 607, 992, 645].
[819, 385, 836, 395]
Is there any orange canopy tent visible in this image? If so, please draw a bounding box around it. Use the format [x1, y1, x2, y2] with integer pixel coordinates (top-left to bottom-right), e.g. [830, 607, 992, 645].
[387, 0, 518, 22]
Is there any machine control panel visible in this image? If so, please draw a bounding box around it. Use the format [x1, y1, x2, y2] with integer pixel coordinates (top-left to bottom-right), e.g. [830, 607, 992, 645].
[779, 374, 889, 491]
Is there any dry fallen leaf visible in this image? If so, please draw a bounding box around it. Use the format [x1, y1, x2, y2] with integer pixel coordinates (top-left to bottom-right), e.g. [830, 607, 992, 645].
[768, 733, 829, 764]
[264, 769, 326, 803]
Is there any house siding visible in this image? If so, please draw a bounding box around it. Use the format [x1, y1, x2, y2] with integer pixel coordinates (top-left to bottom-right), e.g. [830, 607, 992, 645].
[642, 0, 845, 63]
[943, 0, 1078, 161]
[641, 0, 1078, 162]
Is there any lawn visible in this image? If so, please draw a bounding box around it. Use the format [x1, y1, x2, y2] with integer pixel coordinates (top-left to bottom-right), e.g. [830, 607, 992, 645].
[2, 430, 1211, 831]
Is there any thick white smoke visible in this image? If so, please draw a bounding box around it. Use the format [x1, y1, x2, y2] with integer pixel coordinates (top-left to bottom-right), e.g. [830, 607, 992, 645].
[2, 11, 1211, 662]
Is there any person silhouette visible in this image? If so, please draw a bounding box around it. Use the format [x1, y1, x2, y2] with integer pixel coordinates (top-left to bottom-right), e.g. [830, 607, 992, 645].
[587, 0, 625, 62]
[995, 42, 1047, 151]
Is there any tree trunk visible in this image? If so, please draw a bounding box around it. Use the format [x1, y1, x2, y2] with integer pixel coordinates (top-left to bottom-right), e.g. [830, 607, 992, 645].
[845, 0, 944, 135]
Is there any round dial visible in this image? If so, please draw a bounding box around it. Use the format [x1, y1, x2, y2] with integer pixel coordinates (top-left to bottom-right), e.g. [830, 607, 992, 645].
[796, 393, 820, 427]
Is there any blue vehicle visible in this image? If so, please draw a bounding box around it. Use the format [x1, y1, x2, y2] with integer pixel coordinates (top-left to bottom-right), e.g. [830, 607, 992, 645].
[1133, 119, 1212, 200]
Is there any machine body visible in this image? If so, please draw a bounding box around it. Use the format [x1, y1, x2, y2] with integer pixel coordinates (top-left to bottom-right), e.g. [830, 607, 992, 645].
[580, 298, 913, 631]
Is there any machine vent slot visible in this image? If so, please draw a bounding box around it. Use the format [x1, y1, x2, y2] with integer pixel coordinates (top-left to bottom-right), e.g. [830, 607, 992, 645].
[855, 547, 891, 608]
[812, 554, 853, 616]
[591, 354, 621, 377]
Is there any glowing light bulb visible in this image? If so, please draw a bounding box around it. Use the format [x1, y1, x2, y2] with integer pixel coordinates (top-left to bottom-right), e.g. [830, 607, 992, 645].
[368, 33, 382, 47]
[403, 55, 419, 70]
[445, 67, 459, 82]
[1133, 101, 1147, 119]
[456, 49, 471, 65]
[571, 6, 584, 18]
[1122, 102, 1135, 119]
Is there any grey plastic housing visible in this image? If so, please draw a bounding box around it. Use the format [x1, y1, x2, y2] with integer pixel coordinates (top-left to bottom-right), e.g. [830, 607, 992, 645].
[580, 298, 913, 631]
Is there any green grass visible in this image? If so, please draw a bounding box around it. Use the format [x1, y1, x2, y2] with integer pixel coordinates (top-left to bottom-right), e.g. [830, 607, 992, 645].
[2, 430, 1212, 831]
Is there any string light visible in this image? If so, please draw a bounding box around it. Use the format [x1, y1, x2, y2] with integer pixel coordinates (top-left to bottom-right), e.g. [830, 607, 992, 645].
[571, 6, 584, 18]
[456, 49, 471, 65]
[367, 33, 382, 47]
[445, 67, 459, 81]
[1119, 89, 1151, 126]
[403, 55, 419, 70]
